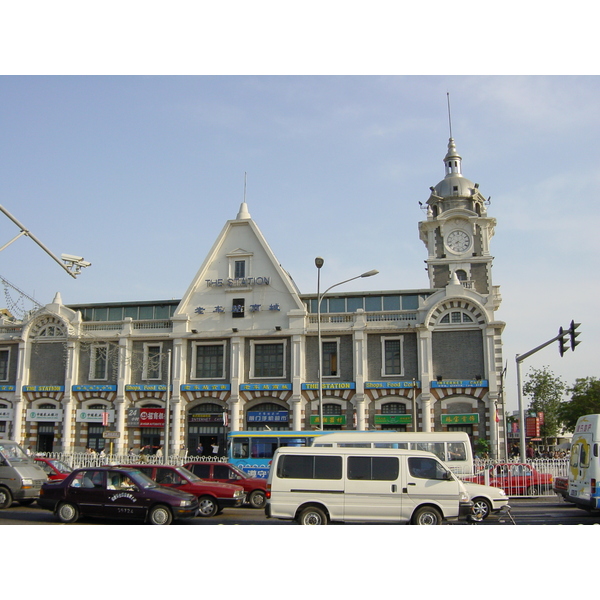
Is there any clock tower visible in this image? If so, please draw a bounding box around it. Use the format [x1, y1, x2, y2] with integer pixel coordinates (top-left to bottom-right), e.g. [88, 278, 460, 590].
[419, 137, 497, 297]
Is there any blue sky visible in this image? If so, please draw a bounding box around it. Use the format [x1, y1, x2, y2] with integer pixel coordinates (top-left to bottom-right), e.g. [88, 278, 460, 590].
[1, 75, 598, 417]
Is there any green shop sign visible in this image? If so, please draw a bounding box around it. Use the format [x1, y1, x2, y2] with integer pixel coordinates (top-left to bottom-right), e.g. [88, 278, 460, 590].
[374, 414, 413, 425]
[310, 415, 347, 426]
[441, 413, 479, 425]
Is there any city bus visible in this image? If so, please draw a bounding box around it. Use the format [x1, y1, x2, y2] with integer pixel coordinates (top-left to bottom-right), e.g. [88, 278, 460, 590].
[227, 431, 327, 478]
[312, 431, 474, 475]
[228, 430, 473, 477]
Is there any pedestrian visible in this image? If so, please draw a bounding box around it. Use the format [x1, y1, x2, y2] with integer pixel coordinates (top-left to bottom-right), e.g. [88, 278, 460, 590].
[139, 444, 150, 463]
[211, 440, 219, 455]
[156, 446, 163, 458]
[196, 442, 203, 456]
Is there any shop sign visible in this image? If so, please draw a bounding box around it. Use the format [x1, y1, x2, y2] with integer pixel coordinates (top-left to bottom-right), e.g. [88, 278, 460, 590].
[189, 413, 224, 423]
[241, 383, 291, 391]
[126, 408, 165, 427]
[366, 382, 420, 389]
[23, 386, 65, 392]
[125, 385, 168, 392]
[247, 411, 288, 423]
[181, 384, 231, 391]
[0, 408, 14, 420]
[441, 413, 479, 425]
[102, 430, 120, 439]
[309, 415, 347, 426]
[432, 380, 488, 388]
[73, 385, 117, 392]
[26, 409, 63, 422]
[526, 416, 540, 438]
[76, 409, 115, 423]
[301, 382, 355, 390]
[0, 385, 15, 392]
[374, 414, 413, 425]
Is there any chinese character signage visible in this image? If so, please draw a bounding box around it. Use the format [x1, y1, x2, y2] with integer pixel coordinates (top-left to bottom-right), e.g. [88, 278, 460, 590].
[441, 413, 479, 425]
[76, 410, 116, 423]
[126, 408, 165, 427]
[247, 411, 288, 423]
[374, 414, 413, 425]
[26, 409, 64, 422]
[309, 415, 347, 426]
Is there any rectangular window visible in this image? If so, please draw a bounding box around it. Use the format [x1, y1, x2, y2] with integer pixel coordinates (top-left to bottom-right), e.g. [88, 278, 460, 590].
[347, 456, 399, 481]
[234, 260, 246, 279]
[382, 337, 403, 376]
[322, 340, 338, 377]
[90, 344, 108, 380]
[193, 343, 225, 379]
[252, 342, 285, 378]
[277, 454, 342, 479]
[143, 344, 162, 380]
[232, 298, 245, 318]
[0, 348, 9, 381]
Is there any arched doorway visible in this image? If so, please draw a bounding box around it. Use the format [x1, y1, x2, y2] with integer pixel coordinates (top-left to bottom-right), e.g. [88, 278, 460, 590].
[187, 402, 226, 457]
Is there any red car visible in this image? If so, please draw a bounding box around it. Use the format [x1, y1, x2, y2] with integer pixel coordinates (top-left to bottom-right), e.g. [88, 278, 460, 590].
[124, 465, 246, 517]
[184, 461, 267, 509]
[35, 457, 72, 481]
[465, 463, 553, 496]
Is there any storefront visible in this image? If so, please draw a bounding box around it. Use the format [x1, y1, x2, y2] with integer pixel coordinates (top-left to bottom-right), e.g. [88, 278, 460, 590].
[187, 402, 226, 456]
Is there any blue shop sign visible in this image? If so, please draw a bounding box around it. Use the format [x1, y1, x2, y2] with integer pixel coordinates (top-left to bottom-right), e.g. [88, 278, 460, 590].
[247, 411, 289, 423]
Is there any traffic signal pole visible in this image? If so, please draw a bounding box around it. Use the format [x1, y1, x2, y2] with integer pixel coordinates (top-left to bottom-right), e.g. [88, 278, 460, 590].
[515, 321, 580, 462]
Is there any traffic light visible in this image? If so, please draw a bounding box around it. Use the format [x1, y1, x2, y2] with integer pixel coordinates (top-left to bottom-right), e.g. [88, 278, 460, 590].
[569, 320, 581, 351]
[558, 326, 568, 357]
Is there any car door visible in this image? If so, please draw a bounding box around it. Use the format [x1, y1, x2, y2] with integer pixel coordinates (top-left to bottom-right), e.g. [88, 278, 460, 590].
[104, 470, 150, 520]
[344, 455, 403, 522]
[404, 456, 461, 520]
[68, 470, 108, 516]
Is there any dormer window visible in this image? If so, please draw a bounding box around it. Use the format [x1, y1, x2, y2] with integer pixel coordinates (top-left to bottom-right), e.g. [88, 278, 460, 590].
[234, 260, 246, 279]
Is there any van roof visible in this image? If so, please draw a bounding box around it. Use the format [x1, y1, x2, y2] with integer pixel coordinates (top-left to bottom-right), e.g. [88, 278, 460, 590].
[273, 446, 442, 458]
[313, 431, 470, 441]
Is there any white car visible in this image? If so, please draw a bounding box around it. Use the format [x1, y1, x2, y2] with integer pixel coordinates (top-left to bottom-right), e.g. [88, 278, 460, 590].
[462, 481, 509, 521]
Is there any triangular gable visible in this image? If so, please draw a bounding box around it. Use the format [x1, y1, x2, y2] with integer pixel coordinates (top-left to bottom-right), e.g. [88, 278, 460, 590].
[174, 210, 305, 331]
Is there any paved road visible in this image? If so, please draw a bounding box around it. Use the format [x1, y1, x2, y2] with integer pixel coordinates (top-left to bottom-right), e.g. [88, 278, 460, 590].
[0, 496, 597, 525]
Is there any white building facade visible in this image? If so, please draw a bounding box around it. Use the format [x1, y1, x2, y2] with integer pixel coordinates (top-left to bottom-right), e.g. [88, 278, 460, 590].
[0, 136, 507, 458]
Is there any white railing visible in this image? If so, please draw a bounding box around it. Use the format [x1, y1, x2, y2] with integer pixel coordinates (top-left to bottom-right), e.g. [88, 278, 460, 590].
[35, 452, 227, 470]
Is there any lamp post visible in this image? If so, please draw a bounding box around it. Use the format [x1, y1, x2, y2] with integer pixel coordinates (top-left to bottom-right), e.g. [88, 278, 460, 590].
[315, 257, 379, 430]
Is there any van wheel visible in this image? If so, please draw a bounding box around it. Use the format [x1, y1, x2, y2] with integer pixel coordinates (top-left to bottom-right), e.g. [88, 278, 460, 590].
[149, 505, 173, 525]
[0, 487, 12, 509]
[248, 490, 266, 509]
[470, 497, 492, 521]
[57, 502, 80, 523]
[197, 496, 219, 517]
[297, 506, 328, 525]
[412, 506, 442, 525]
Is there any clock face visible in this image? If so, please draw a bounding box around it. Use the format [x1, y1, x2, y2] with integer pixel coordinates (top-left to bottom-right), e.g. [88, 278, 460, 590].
[446, 230, 471, 253]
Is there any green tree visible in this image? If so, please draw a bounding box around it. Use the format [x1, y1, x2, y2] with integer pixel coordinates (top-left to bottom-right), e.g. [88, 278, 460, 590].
[558, 377, 600, 431]
[522, 366, 566, 444]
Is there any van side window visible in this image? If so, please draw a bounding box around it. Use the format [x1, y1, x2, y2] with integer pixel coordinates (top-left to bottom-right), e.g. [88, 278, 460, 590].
[347, 456, 399, 481]
[408, 457, 448, 480]
[277, 455, 342, 479]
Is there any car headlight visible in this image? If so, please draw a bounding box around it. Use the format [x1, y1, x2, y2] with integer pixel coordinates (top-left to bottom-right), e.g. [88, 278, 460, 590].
[498, 489, 507, 496]
[21, 478, 33, 488]
[460, 492, 469, 502]
[180, 499, 193, 507]
[234, 490, 244, 498]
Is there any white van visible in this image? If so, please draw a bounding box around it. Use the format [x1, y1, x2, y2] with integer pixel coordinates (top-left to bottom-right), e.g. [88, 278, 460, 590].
[568, 414, 600, 510]
[265, 446, 473, 524]
[0, 441, 48, 508]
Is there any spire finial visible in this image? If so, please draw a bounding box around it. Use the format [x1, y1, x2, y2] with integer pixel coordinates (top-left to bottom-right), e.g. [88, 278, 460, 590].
[447, 92, 453, 140]
[236, 172, 251, 219]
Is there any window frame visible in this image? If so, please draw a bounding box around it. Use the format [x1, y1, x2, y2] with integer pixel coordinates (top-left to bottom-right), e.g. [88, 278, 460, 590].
[142, 342, 163, 381]
[89, 343, 109, 381]
[0, 347, 10, 382]
[250, 340, 286, 379]
[191, 341, 226, 380]
[321, 337, 340, 378]
[381, 336, 404, 377]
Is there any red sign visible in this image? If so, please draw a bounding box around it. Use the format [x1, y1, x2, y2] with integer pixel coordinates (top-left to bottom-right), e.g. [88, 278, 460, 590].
[139, 408, 165, 427]
[526, 416, 540, 438]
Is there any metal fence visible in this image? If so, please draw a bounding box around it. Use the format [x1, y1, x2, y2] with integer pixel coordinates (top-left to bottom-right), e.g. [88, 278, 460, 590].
[456, 458, 569, 498]
[36, 453, 569, 498]
[36, 452, 228, 470]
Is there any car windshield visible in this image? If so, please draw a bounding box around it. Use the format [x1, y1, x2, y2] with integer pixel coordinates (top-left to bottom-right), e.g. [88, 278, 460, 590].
[0, 442, 29, 463]
[49, 459, 72, 473]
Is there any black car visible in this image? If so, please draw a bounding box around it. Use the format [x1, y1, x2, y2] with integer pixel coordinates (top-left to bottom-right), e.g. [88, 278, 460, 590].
[38, 466, 198, 525]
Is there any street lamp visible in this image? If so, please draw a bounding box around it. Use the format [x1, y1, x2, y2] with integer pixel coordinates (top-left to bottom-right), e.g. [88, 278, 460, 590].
[315, 257, 379, 430]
